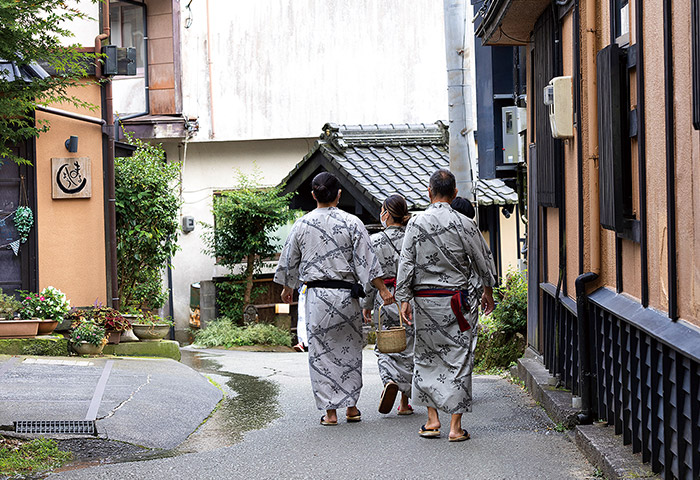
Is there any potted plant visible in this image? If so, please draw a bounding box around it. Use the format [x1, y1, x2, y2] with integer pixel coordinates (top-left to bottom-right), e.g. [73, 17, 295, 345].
[0, 289, 39, 338]
[18, 286, 70, 335]
[95, 307, 131, 344]
[131, 313, 173, 341]
[69, 321, 107, 356]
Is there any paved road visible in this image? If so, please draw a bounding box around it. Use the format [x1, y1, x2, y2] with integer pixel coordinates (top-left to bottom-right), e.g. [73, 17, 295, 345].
[49, 347, 595, 479]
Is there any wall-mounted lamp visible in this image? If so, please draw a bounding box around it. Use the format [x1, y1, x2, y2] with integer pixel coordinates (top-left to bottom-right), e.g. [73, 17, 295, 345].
[501, 204, 515, 219]
[64, 136, 78, 153]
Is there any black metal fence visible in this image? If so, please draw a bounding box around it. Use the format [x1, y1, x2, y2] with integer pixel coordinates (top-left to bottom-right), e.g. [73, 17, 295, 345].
[540, 284, 700, 479]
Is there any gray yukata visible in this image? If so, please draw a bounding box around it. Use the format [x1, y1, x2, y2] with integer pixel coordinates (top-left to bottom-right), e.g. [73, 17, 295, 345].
[363, 226, 414, 398]
[274, 207, 383, 411]
[395, 202, 496, 414]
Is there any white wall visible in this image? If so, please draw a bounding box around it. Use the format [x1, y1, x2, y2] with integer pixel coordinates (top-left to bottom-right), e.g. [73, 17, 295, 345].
[63, 1, 101, 47]
[180, 0, 448, 141]
[166, 138, 314, 327]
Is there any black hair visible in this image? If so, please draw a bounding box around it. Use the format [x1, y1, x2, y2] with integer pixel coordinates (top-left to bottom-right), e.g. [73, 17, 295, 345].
[311, 171, 340, 204]
[429, 169, 456, 198]
[383, 194, 411, 226]
[451, 196, 475, 220]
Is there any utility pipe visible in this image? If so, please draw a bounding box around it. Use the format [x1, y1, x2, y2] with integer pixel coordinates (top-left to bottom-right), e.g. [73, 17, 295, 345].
[205, 0, 216, 138]
[95, 4, 120, 310]
[575, 271, 598, 424]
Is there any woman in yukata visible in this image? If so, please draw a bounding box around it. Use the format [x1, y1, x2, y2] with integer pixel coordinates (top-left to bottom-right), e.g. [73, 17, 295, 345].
[274, 172, 394, 426]
[362, 194, 415, 416]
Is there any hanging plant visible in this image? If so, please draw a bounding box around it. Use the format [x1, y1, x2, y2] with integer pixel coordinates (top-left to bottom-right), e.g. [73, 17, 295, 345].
[14, 206, 33, 243]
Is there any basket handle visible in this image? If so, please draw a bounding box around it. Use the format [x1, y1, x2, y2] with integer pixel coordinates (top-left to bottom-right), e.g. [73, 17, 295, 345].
[377, 301, 404, 331]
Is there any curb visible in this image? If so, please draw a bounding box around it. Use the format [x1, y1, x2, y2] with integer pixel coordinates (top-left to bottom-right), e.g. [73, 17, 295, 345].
[512, 348, 659, 479]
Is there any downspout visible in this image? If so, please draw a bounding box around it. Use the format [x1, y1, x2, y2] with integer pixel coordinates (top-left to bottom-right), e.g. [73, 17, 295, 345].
[205, 0, 216, 138]
[96, 4, 120, 310]
[575, 0, 601, 424]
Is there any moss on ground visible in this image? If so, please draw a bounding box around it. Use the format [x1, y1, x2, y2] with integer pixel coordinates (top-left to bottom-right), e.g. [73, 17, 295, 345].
[0, 337, 69, 356]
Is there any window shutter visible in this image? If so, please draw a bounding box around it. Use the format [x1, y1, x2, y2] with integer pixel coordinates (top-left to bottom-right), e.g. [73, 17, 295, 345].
[597, 44, 629, 232]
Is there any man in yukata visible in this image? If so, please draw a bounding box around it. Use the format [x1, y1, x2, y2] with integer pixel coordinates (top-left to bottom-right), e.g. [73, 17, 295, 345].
[396, 169, 496, 442]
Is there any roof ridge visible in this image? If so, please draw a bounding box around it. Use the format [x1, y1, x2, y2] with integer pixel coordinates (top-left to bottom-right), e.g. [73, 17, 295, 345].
[320, 121, 448, 152]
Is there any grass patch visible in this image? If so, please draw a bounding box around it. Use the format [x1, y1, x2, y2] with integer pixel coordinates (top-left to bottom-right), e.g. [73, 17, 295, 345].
[194, 318, 291, 348]
[0, 436, 72, 477]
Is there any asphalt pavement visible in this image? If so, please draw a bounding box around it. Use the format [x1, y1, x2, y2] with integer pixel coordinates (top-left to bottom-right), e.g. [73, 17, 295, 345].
[40, 347, 597, 480]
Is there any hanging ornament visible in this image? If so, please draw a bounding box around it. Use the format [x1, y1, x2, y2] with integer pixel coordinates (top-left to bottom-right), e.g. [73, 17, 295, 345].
[13, 206, 33, 243]
[10, 240, 20, 256]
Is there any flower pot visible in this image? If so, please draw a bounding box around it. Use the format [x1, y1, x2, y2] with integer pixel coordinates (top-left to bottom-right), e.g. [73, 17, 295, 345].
[0, 319, 41, 338]
[71, 341, 105, 356]
[37, 319, 59, 335]
[132, 324, 171, 341]
[106, 330, 121, 344]
[119, 328, 139, 342]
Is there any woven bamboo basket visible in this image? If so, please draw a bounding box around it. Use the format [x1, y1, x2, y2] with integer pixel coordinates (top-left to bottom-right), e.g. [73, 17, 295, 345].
[376, 302, 407, 353]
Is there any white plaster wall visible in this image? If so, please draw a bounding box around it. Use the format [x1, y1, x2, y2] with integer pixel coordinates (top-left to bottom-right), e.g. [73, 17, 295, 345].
[63, 1, 101, 47]
[165, 138, 314, 328]
[180, 0, 448, 141]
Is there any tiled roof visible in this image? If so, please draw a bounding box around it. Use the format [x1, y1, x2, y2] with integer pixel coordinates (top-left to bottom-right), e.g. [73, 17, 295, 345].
[281, 122, 517, 211]
[0, 60, 49, 82]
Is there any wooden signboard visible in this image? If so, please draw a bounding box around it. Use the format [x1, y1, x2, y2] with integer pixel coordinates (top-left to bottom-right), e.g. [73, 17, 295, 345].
[51, 157, 91, 199]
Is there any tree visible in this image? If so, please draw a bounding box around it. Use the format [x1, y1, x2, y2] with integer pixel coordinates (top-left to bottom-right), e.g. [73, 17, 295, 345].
[0, 0, 97, 164]
[115, 133, 182, 311]
[202, 171, 296, 313]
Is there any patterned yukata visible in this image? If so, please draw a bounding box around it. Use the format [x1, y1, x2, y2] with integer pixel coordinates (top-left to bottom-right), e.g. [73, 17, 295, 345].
[274, 207, 383, 410]
[362, 226, 414, 398]
[395, 202, 496, 414]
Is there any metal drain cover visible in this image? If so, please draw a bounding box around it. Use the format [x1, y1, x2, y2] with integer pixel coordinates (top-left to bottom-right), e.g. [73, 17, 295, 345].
[14, 420, 96, 435]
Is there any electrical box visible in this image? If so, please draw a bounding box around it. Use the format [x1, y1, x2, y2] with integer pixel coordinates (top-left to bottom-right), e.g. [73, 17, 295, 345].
[501, 106, 527, 164]
[182, 216, 195, 233]
[101, 45, 137, 76]
[543, 76, 573, 138]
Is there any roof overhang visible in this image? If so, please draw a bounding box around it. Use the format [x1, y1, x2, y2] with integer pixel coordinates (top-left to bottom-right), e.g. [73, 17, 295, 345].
[475, 0, 551, 46]
[119, 115, 191, 140]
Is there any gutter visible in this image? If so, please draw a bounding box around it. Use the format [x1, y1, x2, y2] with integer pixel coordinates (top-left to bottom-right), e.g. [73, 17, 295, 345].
[95, 4, 120, 310]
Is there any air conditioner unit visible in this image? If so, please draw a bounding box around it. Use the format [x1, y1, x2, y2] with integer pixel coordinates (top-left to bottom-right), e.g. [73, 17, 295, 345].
[544, 76, 573, 138]
[502, 106, 527, 164]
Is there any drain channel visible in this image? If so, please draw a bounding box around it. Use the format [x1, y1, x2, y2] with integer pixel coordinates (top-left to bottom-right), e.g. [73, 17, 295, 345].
[14, 420, 96, 435]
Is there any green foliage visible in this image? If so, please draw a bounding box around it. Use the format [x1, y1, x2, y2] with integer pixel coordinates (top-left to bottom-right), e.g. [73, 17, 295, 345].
[70, 321, 106, 346]
[13, 206, 33, 243]
[17, 286, 70, 322]
[490, 269, 528, 335]
[474, 311, 527, 371]
[215, 281, 266, 323]
[194, 317, 292, 348]
[0, 289, 21, 319]
[115, 132, 182, 310]
[0, 436, 72, 476]
[131, 311, 174, 327]
[202, 169, 297, 310]
[0, 0, 98, 164]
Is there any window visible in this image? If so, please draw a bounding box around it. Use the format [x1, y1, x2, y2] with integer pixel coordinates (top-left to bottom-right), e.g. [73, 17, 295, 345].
[109, 2, 145, 71]
[612, 0, 630, 46]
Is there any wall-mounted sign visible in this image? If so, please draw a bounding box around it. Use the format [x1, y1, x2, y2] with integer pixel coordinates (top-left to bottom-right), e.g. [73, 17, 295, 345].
[51, 157, 91, 199]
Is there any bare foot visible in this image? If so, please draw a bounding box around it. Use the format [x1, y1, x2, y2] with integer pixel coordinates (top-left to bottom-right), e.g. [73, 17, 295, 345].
[346, 406, 360, 417]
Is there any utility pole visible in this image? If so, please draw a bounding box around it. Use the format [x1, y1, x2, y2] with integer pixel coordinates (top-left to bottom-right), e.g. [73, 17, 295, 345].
[443, 0, 477, 201]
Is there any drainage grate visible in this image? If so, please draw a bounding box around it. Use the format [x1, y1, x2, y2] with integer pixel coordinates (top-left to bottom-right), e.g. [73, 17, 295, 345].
[14, 420, 96, 435]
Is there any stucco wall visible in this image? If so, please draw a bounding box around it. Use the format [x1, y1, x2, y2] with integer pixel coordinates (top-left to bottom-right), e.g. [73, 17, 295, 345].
[34, 84, 107, 307]
[180, 0, 448, 141]
[165, 138, 314, 328]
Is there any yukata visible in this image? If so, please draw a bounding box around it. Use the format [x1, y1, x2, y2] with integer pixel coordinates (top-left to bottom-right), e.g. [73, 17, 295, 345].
[395, 202, 496, 414]
[362, 226, 414, 398]
[274, 207, 383, 411]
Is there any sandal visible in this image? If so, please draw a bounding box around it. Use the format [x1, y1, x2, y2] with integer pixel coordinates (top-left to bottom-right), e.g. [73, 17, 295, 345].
[419, 424, 440, 438]
[378, 382, 399, 414]
[320, 415, 337, 426]
[397, 405, 414, 415]
[448, 429, 470, 442]
[346, 409, 362, 422]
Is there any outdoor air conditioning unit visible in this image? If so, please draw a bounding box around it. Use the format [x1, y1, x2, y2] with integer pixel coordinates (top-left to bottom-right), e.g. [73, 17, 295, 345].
[502, 106, 527, 164]
[544, 76, 573, 138]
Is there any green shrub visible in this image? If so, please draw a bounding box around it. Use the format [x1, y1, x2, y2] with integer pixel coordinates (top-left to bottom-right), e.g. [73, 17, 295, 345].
[194, 318, 291, 348]
[490, 269, 527, 335]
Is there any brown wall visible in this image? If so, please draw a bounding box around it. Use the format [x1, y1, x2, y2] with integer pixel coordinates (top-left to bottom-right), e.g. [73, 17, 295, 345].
[147, 0, 177, 114]
[34, 83, 107, 307]
[539, 0, 700, 326]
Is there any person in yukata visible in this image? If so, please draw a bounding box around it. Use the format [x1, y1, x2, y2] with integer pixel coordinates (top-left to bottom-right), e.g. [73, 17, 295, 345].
[396, 169, 496, 442]
[274, 172, 394, 426]
[362, 194, 415, 416]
